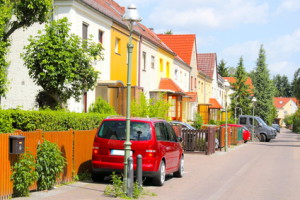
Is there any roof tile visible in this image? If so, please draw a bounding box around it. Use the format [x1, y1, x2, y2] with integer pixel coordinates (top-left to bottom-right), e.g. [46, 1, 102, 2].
[197, 53, 216, 78]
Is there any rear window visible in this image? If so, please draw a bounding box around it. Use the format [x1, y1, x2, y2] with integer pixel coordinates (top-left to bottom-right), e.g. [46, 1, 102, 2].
[98, 121, 151, 141]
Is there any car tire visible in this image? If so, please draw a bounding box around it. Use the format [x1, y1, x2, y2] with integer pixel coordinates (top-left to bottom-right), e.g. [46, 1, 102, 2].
[244, 140, 248, 143]
[153, 161, 166, 186]
[266, 138, 271, 142]
[260, 134, 266, 142]
[173, 156, 184, 178]
[91, 172, 105, 182]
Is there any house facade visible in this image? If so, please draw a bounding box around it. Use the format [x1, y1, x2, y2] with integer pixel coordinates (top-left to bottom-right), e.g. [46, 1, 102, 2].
[274, 97, 299, 126]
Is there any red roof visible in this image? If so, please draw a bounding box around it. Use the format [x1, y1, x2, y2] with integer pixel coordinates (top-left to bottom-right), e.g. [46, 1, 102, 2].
[159, 78, 185, 94]
[186, 92, 197, 102]
[209, 98, 223, 109]
[157, 34, 196, 65]
[274, 97, 299, 108]
[197, 53, 216, 79]
[223, 77, 254, 94]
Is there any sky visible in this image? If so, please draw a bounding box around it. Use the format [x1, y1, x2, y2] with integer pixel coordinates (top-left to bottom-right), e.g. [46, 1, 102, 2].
[115, 0, 300, 81]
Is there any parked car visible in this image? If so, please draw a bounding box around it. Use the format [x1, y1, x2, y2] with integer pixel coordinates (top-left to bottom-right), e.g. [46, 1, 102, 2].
[220, 124, 251, 143]
[272, 124, 280, 133]
[238, 115, 277, 142]
[92, 117, 184, 186]
[170, 121, 196, 130]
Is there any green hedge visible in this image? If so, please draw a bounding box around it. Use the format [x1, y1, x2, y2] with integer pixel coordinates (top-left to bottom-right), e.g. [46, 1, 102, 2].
[0, 109, 109, 133]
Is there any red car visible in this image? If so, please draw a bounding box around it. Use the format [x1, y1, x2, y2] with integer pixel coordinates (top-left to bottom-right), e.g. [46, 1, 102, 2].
[92, 117, 184, 186]
[220, 124, 251, 143]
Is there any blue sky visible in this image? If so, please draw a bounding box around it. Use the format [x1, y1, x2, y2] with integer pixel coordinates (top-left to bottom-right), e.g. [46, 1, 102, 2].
[116, 0, 300, 81]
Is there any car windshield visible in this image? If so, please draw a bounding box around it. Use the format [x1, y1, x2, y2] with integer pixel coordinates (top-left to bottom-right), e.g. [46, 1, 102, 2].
[256, 117, 267, 126]
[98, 121, 151, 141]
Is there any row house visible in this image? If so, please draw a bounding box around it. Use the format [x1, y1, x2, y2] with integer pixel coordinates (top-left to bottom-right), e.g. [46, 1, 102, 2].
[2, 0, 229, 123]
[274, 97, 299, 127]
[197, 53, 226, 123]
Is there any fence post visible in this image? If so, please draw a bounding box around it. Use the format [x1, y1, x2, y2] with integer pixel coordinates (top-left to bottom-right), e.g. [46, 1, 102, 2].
[206, 127, 216, 155]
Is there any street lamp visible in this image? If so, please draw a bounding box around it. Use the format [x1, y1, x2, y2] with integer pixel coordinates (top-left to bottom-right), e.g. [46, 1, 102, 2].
[224, 80, 230, 152]
[252, 97, 257, 141]
[122, 4, 142, 193]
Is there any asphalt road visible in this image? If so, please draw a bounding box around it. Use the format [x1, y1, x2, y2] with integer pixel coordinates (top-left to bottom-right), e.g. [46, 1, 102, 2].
[15, 128, 300, 200]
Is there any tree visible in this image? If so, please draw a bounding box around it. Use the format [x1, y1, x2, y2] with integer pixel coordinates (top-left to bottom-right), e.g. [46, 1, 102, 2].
[22, 18, 104, 109]
[131, 92, 170, 119]
[292, 68, 300, 100]
[0, 0, 52, 97]
[273, 74, 292, 97]
[217, 59, 229, 77]
[229, 57, 252, 116]
[252, 45, 276, 124]
[89, 96, 116, 115]
[164, 30, 173, 34]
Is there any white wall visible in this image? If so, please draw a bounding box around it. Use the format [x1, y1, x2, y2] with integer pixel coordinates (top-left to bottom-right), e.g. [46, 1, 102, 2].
[1, 23, 44, 110]
[139, 38, 159, 99]
[173, 60, 190, 92]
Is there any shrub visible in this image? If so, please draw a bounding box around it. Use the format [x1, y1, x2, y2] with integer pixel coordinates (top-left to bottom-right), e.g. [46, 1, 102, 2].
[11, 152, 38, 197]
[131, 92, 170, 119]
[36, 140, 66, 191]
[88, 96, 116, 115]
[0, 109, 108, 132]
[193, 113, 203, 129]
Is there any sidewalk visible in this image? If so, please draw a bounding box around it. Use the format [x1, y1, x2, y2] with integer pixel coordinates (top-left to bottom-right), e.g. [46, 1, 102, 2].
[13, 181, 115, 200]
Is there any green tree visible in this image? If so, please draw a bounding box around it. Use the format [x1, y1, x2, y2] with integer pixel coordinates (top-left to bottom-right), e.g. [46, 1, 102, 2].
[230, 57, 252, 115]
[217, 59, 229, 77]
[22, 18, 104, 109]
[164, 30, 173, 34]
[131, 92, 170, 119]
[252, 45, 276, 124]
[292, 68, 300, 100]
[0, 0, 52, 97]
[273, 74, 292, 97]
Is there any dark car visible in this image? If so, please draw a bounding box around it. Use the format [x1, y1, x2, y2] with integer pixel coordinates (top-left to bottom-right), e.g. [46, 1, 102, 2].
[272, 124, 280, 133]
[92, 117, 184, 186]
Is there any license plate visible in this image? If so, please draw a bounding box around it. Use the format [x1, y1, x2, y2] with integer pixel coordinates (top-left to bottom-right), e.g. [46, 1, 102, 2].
[110, 149, 132, 156]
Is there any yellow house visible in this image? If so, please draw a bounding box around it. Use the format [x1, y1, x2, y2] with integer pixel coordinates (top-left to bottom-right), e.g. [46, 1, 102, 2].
[110, 23, 139, 86]
[274, 97, 299, 127]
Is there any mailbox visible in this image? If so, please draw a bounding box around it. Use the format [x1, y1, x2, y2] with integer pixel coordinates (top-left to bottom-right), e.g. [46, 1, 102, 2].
[9, 135, 25, 154]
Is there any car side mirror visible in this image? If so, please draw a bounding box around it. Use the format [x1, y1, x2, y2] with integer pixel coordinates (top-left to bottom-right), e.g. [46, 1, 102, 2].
[177, 137, 183, 142]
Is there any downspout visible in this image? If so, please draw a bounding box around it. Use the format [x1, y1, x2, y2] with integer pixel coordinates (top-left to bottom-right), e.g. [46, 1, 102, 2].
[138, 35, 142, 87]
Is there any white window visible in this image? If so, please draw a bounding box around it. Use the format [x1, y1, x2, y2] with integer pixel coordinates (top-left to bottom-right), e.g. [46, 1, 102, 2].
[143, 52, 146, 71]
[151, 56, 155, 69]
[115, 38, 120, 54]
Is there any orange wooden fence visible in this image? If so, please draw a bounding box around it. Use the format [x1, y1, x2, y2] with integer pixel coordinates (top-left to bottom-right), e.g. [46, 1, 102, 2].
[0, 129, 97, 200]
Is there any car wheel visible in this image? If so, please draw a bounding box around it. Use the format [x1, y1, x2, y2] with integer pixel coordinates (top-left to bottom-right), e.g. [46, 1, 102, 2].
[153, 161, 166, 186]
[173, 156, 184, 178]
[244, 140, 248, 143]
[260, 134, 266, 142]
[91, 172, 105, 182]
[266, 138, 271, 142]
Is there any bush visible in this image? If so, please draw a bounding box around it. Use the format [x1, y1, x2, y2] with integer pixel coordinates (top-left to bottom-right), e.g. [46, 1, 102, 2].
[36, 140, 66, 191]
[131, 92, 170, 119]
[193, 113, 203, 129]
[11, 152, 38, 197]
[293, 109, 300, 133]
[0, 109, 108, 132]
[88, 96, 116, 115]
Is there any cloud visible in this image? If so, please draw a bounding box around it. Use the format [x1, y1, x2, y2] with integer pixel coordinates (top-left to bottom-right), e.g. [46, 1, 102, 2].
[277, 0, 300, 12]
[267, 29, 300, 60]
[221, 41, 261, 66]
[144, 0, 269, 29]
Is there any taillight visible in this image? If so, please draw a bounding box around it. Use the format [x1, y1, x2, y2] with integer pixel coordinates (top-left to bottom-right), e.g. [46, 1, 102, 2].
[145, 149, 156, 157]
[93, 146, 99, 155]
